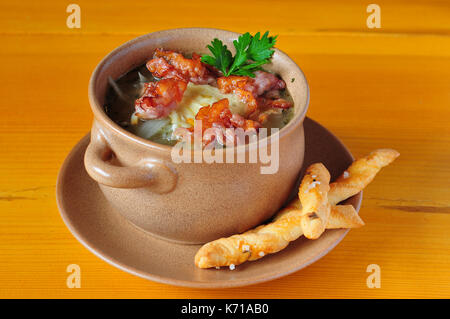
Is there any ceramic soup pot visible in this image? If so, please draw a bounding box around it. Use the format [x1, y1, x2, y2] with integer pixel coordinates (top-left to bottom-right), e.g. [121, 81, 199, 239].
[85, 28, 309, 244]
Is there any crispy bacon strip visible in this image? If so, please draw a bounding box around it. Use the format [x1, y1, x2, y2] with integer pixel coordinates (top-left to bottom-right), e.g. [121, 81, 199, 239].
[194, 98, 261, 145]
[217, 76, 258, 113]
[259, 97, 292, 109]
[217, 71, 291, 115]
[146, 57, 185, 81]
[196, 99, 261, 131]
[134, 78, 187, 119]
[147, 48, 215, 85]
[217, 71, 286, 97]
[252, 70, 286, 95]
[247, 98, 292, 125]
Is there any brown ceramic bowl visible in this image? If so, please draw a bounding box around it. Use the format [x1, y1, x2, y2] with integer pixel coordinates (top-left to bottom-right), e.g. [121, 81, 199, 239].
[84, 28, 309, 244]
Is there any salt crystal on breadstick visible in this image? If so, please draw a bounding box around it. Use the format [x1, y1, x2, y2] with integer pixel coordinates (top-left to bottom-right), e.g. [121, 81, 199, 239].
[328, 149, 400, 205]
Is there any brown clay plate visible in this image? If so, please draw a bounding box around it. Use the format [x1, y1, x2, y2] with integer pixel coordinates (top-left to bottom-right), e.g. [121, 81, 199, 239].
[56, 117, 362, 288]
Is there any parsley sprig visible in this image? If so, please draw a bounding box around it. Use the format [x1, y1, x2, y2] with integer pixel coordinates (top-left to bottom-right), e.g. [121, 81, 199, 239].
[201, 31, 277, 78]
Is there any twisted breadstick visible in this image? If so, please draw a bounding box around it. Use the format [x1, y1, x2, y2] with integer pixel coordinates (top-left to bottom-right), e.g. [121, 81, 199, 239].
[195, 203, 363, 268]
[274, 200, 364, 230]
[195, 148, 399, 269]
[328, 149, 400, 205]
[298, 163, 331, 239]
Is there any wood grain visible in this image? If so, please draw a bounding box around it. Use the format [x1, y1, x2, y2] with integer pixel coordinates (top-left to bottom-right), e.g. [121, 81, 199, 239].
[0, 0, 449, 298]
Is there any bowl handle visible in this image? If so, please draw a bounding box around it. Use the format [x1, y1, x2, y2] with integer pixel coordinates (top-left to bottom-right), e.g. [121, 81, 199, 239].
[84, 131, 177, 193]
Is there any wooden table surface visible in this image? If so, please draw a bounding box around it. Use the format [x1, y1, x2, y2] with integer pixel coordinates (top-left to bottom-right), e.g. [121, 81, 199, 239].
[0, 0, 449, 298]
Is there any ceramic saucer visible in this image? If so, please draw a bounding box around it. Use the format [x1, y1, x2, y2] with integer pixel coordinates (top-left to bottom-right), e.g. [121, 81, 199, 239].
[56, 117, 362, 288]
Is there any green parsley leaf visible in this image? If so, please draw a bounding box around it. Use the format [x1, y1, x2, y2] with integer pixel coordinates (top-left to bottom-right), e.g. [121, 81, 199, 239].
[247, 31, 277, 62]
[201, 31, 277, 77]
[228, 32, 252, 76]
[200, 38, 232, 75]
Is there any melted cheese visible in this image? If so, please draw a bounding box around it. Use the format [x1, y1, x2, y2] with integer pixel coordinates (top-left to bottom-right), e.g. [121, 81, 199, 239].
[168, 83, 247, 130]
